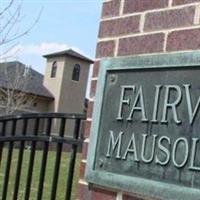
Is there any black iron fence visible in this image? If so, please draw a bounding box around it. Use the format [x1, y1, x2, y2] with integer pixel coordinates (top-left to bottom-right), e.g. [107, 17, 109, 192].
[0, 112, 85, 200]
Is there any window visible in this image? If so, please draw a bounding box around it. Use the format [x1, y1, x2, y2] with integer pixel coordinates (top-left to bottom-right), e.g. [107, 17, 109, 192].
[51, 61, 57, 78]
[72, 64, 80, 81]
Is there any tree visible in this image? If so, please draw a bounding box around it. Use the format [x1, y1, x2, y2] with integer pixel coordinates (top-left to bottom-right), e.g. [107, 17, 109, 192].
[0, 61, 37, 115]
[0, 0, 42, 60]
[0, 0, 42, 115]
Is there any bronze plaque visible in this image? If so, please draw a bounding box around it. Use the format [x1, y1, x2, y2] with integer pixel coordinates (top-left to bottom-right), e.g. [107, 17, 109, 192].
[95, 67, 200, 188]
[86, 52, 200, 200]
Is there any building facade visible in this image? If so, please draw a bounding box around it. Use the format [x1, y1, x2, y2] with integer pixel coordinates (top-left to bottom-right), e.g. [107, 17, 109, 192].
[43, 49, 93, 114]
[0, 49, 93, 136]
[79, 1, 200, 200]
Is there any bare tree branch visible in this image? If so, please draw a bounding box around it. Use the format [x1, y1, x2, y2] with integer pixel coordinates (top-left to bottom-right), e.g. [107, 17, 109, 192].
[0, 6, 22, 42]
[0, 0, 42, 115]
[0, 4, 43, 46]
[0, 63, 37, 115]
[0, 0, 43, 58]
[0, 0, 14, 16]
[0, 42, 19, 60]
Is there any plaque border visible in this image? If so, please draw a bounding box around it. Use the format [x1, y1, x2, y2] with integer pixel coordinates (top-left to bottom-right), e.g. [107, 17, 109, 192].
[86, 51, 200, 200]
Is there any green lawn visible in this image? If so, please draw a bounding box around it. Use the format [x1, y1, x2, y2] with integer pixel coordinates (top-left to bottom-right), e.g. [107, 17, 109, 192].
[0, 148, 81, 200]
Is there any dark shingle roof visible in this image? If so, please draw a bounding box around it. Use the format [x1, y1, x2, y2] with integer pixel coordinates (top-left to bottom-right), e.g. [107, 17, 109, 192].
[0, 61, 54, 99]
[43, 49, 94, 63]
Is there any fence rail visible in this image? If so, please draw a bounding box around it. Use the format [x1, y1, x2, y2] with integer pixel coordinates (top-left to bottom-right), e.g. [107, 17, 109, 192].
[0, 112, 85, 200]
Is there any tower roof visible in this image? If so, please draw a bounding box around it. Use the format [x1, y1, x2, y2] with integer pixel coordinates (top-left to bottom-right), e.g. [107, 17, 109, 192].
[43, 49, 94, 64]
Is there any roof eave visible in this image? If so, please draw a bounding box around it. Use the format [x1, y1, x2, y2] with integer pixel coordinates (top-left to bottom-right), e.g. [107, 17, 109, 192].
[43, 52, 94, 64]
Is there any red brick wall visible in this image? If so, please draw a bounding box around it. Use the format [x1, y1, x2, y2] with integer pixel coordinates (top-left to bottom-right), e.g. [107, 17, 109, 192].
[78, 0, 200, 199]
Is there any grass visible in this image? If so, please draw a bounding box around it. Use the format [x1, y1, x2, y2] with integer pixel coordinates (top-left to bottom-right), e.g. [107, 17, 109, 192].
[0, 147, 81, 200]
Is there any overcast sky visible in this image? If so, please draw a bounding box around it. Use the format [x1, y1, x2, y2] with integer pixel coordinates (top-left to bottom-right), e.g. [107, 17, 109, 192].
[1, 0, 102, 73]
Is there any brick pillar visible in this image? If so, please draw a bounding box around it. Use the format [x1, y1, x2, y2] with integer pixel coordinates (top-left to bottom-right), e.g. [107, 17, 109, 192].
[78, 0, 200, 199]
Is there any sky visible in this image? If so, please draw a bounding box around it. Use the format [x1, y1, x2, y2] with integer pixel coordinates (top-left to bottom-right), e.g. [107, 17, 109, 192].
[0, 0, 102, 74]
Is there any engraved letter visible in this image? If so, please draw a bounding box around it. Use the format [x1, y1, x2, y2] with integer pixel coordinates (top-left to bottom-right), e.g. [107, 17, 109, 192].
[151, 85, 162, 122]
[127, 86, 148, 122]
[172, 137, 189, 168]
[116, 85, 135, 120]
[106, 130, 124, 159]
[184, 84, 200, 125]
[122, 133, 139, 161]
[189, 138, 200, 171]
[141, 134, 157, 163]
[161, 85, 182, 124]
[155, 136, 171, 166]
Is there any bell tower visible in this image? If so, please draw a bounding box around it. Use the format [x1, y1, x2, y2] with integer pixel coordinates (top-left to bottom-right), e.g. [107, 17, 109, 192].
[43, 49, 93, 114]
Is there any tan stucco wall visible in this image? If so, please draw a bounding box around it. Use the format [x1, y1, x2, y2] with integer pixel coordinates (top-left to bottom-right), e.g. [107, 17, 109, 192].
[29, 96, 50, 112]
[42, 54, 90, 136]
[43, 55, 90, 114]
[58, 56, 90, 114]
[0, 92, 51, 114]
[43, 56, 65, 112]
